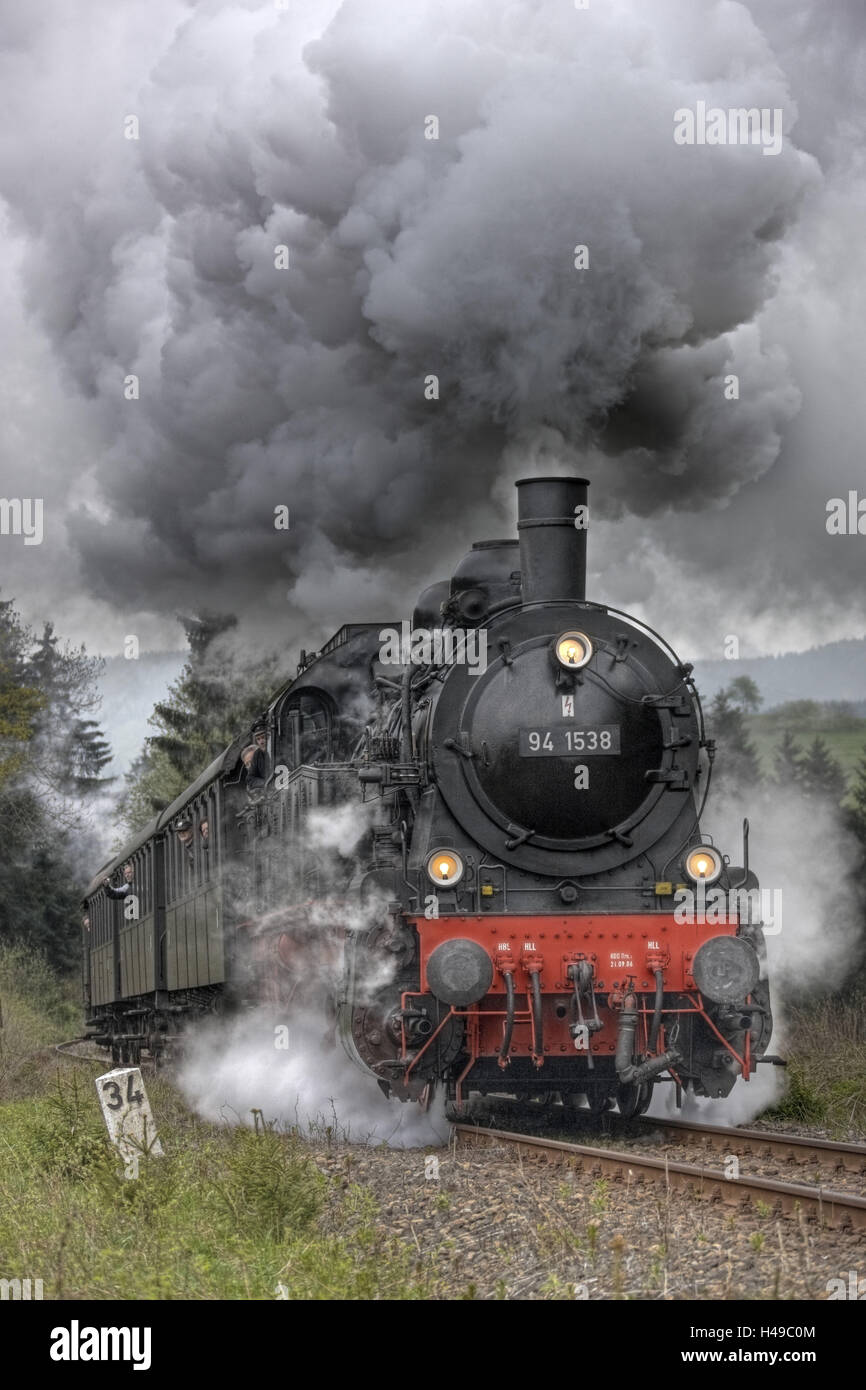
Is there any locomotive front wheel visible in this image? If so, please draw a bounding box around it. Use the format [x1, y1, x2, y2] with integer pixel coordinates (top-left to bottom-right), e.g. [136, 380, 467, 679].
[616, 1081, 652, 1118]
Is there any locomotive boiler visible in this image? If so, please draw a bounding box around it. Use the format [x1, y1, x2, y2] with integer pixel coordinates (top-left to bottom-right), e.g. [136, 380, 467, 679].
[82, 476, 773, 1116]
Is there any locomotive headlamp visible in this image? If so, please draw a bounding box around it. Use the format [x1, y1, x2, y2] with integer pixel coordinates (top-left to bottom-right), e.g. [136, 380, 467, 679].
[692, 935, 760, 1004]
[684, 845, 723, 885]
[426, 938, 493, 1006]
[555, 631, 593, 669]
[426, 849, 465, 887]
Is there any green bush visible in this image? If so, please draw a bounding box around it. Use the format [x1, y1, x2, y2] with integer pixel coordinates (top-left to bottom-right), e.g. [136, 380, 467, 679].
[764, 1062, 826, 1125]
[0, 1071, 436, 1300]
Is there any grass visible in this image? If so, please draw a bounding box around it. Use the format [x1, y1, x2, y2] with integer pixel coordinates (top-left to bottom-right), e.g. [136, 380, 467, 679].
[0, 944, 436, 1300]
[764, 992, 866, 1134]
[2, 943, 865, 1298]
[0, 943, 81, 1102]
[745, 709, 866, 790]
[0, 1069, 441, 1299]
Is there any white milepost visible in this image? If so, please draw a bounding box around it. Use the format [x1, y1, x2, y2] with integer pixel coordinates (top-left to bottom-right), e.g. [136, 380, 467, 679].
[95, 1068, 164, 1178]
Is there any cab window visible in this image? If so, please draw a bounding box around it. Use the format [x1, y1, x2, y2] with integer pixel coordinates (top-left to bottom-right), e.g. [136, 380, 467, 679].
[278, 692, 332, 769]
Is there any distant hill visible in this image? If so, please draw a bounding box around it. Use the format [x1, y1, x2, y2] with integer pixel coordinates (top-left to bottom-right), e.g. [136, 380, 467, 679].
[692, 637, 866, 713]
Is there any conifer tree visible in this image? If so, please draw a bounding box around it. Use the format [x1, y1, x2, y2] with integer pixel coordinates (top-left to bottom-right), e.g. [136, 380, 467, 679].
[773, 728, 804, 789]
[0, 599, 43, 792]
[845, 748, 866, 846]
[118, 613, 281, 833]
[0, 596, 113, 970]
[25, 622, 114, 801]
[707, 686, 763, 791]
[799, 735, 847, 803]
[728, 674, 763, 714]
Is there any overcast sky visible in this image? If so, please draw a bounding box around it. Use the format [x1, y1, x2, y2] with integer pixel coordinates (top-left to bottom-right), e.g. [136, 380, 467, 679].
[1, 0, 865, 670]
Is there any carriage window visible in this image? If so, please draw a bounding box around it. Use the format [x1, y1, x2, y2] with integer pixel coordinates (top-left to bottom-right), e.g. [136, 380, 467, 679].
[279, 693, 332, 769]
[169, 828, 177, 906]
[95, 895, 110, 945]
[197, 800, 212, 884]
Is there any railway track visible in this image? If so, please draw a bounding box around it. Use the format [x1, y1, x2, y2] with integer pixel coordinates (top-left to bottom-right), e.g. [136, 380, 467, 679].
[53, 1038, 147, 1067]
[54, 1038, 160, 1069]
[54, 1038, 110, 1064]
[456, 1095, 866, 1183]
[454, 1123, 866, 1233]
[639, 1115, 866, 1178]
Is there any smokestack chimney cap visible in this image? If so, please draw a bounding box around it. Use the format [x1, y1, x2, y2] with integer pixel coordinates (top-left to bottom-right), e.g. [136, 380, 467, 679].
[515, 476, 590, 605]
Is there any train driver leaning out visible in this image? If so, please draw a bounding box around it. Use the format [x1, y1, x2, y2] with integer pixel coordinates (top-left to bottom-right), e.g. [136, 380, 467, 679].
[103, 862, 135, 897]
[240, 727, 271, 800]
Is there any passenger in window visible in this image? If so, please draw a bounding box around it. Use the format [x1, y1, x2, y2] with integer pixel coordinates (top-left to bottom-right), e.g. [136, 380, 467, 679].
[199, 818, 210, 876]
[175, 816, 195, 864]
[104, 863, 135, 897]
[245, 725, 271, 799]
[240, 743, 257, 791]
[83, 915, 90, 933]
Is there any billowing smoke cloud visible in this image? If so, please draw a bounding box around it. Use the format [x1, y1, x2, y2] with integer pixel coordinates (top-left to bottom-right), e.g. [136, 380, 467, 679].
[703, 789, 864, 998]
[648, 1055, 783, 1127]
[5, 0, 860, 660]
[648, 777, 865, 1126]
[176, 798, 452, 1146]
[177, 1006, 450, 1148]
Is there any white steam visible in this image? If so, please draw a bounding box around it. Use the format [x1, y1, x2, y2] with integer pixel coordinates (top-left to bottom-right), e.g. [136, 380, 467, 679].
[175, 788, 449, 1146]
[702, 788, 862, 996]
[177, 1007, 449, 1148]
[647, 1058, 784, 1126]
[657, 781, 864, 1125]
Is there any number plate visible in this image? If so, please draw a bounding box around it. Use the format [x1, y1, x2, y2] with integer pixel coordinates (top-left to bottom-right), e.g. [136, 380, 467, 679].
[519, 725, 621, 756]
[95, 1067, 164, 1176]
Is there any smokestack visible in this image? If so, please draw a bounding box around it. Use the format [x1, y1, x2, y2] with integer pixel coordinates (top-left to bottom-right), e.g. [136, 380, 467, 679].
[516, 476, 589, 605]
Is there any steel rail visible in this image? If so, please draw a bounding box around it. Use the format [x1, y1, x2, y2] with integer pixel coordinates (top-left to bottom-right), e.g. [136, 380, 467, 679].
[638, 1116, 866, 1175]
[454, 1124, 866, 1233]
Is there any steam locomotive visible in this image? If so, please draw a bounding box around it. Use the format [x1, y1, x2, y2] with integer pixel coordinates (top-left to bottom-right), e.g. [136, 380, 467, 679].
[83, 477, 773, 1115]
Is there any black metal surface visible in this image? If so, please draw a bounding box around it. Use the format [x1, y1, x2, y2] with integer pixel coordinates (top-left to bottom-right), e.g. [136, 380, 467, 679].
[516, 476, 589, 605]
[429, 603, 701, 875]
